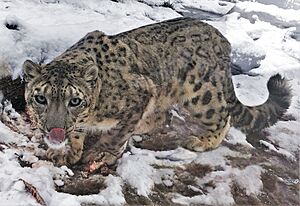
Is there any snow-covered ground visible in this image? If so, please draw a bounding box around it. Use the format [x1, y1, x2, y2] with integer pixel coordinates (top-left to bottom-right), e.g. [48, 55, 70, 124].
[0, 0, 299, 205]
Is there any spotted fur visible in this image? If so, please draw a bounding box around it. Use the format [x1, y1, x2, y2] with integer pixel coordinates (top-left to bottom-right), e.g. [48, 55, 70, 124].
[23, 17, 291, 166]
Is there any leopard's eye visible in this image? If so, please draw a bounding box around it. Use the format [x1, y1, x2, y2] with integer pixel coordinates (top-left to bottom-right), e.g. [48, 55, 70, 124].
[34, 95, 47, 105]
[69, 97, 82, 107]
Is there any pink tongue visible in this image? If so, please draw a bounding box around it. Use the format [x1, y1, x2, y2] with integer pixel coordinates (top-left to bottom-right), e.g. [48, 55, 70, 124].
[48, 128, 65, 143]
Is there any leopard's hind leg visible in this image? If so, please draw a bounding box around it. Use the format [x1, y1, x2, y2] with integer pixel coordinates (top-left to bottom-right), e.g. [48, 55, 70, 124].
[184, 116, 230, 151]
[181, 76, 231, 152]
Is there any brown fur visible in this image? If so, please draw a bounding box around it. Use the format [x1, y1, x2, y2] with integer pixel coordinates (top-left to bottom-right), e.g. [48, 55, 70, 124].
[23, 18, 291, 166]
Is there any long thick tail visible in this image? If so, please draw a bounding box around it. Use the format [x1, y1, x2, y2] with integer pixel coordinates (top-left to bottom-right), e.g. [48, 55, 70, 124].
[228, 74, 292, 133]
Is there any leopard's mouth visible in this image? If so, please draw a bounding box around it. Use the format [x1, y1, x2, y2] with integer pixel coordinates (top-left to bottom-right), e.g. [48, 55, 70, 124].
[44, 128, 67, 149]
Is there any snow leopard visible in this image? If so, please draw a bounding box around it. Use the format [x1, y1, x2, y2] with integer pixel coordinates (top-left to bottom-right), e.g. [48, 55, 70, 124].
[23, 17, 291, 166]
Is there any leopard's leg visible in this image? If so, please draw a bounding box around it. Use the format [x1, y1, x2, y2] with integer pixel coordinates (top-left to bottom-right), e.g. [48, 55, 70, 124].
[83, 132, 129, 166]
[46, 132, 86, 166]
[66, 133, 85, 164]
[83, 91, 158, 169]
[82, 114, 145, 167]
[133, 93, 168, 135]
[134, 110, 168, 134]
[181, 76, 230, 151]
[184, 116, 231, 151]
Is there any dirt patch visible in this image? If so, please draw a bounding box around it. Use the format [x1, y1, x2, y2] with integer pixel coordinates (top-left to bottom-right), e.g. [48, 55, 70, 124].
[231, 182, 261, 205]
[260, 171, 300, 205]
[133, 108, 205, 151]
[123, 185, 153, 205]
[57, 173, 107, 195]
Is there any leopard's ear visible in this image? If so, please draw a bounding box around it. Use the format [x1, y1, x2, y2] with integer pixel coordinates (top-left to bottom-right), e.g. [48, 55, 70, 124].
[23, 60, 41, 82]
[84, 65, 98, 82]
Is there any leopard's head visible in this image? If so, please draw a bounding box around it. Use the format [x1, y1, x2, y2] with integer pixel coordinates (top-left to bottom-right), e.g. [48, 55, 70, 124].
[23, 58, 99, 148]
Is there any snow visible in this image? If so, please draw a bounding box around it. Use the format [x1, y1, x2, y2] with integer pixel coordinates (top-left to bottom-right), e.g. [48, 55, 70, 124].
[172, 165, 264, 205]
[260, 140, 296, 160]
[0, 0, 179, 78]
[226, 127, 254, 148]
[0, 0, 299, 205]
[267, 121, 300, 154]
[117, 152, 157, 197]
[172, 185, 235, 206]
[0, 122, 20, 143]
[117, 146, 194, 197]
[234, 165, 264, 196]
[99, 175, 125, 205]
[237, 1, 300, 22]
[194, 146, 241, 167]
[141, 0, 235, 15]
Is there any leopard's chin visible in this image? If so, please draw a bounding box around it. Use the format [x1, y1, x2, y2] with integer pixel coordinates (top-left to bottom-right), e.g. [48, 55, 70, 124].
[44, 137, 67, 150]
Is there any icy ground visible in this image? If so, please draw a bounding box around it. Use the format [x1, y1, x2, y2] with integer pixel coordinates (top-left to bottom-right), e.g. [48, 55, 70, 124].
[0, 0, 299, 205]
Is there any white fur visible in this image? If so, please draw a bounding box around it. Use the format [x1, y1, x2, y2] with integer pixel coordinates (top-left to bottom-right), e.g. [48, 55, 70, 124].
[76, 118, 119, 134]
[44, 137, 67, 150]
[84, 124, 115, 132]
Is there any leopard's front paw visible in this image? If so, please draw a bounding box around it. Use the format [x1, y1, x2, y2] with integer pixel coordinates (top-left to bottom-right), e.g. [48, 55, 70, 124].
[46, 147, 82, 166]
[83, 151, 118, 173]
[46, 148, 68, 166]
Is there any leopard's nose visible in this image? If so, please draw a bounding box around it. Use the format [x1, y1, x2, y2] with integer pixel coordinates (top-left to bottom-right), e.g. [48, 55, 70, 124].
[45, 103, 67, 131]
[46, 118, 65, 132]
